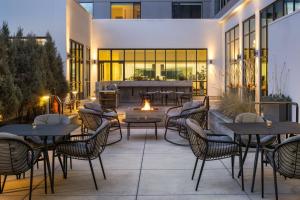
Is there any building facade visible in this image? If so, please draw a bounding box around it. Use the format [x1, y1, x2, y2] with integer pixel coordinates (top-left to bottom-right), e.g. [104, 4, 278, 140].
[1, 0, 300, 112]
[78, 0, 216, 19]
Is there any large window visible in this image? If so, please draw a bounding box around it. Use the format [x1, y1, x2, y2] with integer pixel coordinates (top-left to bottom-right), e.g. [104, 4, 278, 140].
[98, 49, 207, 96]
[80, 2, 93, 16]
[86, 47, 91, 97]
[172, 2, 202, 18]
[243, 16, 256, 95]
[70, 40, 84, 99]
[111, 3, 141, 19]
[260, 0, 300, 96]
[225, 25, 240, 91]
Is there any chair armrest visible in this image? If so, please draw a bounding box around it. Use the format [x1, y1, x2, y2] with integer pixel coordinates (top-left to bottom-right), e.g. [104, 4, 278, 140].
[261, 146, 275, 153]
[104, 108, 117, 113]
[207, 133, 230, 137]
[206, 138, 239, 145]
[57, 134, 93, 144]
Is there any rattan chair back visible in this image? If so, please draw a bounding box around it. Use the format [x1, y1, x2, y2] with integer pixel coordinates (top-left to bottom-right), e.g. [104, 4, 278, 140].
[79, 108, 103, 131]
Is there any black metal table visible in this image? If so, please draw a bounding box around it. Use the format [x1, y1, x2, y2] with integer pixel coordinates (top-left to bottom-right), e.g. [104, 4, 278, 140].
[223, 122, 300, 192]
[123, 117, 161, 140]
[0, 123, 79, 193]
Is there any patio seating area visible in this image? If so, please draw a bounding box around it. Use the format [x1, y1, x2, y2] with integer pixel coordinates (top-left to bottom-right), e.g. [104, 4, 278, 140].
[1, 98, 300, 200]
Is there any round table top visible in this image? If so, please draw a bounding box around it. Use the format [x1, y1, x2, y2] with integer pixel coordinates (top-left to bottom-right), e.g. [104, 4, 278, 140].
[124, 117, 162, 123]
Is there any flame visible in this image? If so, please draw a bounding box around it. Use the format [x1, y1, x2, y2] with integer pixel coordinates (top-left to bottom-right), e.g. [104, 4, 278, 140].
[141, 99, 153, 111]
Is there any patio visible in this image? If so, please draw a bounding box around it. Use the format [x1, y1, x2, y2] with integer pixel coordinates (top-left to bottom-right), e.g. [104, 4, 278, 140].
[1, 124, 300, 200]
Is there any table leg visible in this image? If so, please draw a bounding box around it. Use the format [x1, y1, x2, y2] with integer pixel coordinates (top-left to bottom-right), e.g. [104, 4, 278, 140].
[127, 123, 130, 140]
[51, 136, 55, 193]
[238, 134, 244, 191]
[251, 135, 261, 193]
[43, 137, 54, 193]
[154, 122, 158, 140]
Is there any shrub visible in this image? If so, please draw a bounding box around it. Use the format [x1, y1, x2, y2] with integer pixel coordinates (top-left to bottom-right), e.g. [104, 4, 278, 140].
[218, 91, 255, 119]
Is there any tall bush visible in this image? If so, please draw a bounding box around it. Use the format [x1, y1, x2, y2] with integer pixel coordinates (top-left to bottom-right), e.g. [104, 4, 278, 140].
[0, 23, 68, 121]
[0, 23, 21, 120]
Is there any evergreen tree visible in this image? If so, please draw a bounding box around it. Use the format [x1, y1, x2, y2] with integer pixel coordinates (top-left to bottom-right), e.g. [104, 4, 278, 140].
[0, 23, 20, 120]
[44, 33, 68, 98]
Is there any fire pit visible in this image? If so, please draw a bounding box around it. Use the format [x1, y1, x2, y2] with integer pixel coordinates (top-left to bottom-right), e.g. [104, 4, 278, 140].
[125, 100, 165, 121]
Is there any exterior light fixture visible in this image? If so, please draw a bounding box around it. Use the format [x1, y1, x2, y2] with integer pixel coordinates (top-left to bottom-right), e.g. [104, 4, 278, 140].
[90, 96, 96, 101]
[254, 50, 260, 57]
[237, 54, 242, 60]
[41, 95, 50, 101]
[67, 53, 72, 59]
[92, 59, 97, 64]
[208, 59, 213, 64]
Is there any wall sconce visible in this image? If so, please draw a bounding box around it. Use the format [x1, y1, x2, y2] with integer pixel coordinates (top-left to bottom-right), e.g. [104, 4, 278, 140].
[254, 50, 260, 57]
[208, 59, 213, 64]
[92, 59, 97, 64]
[67, 53, 72, 59]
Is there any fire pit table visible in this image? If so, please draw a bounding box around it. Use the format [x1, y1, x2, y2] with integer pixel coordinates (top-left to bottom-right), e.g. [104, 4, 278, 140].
[124, 117, 161, 140]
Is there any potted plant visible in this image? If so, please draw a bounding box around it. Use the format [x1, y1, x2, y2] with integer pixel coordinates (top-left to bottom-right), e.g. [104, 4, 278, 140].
[261, 62, 291, 122]
[261, 94, 292, 122]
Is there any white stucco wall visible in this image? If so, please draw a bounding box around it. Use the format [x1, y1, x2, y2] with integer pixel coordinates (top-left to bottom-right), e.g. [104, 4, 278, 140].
[91, 19, 222, 97]
[220, 0, 276, 102]
[0, 0, 67, 73]
[269, 10, 300, 119]
[66, 0, 91, 97]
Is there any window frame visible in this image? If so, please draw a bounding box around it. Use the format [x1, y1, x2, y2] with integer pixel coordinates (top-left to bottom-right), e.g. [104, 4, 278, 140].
[97, 48, 208, 96]
[110, 2, 141, 19]
[172, 2, 203, 19]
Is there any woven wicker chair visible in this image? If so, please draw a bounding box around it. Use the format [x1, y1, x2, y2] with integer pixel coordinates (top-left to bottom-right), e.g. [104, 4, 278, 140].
[234, 113, 276, 191]
[261, 136, 300, 200]
[84, 102, 122, 145]
[185, 119, 240, 191]
[165, 106, 208, 146]
[56, 112, 110, 190]
[0, 132, 40, 200]
[164, 100, 204, 145]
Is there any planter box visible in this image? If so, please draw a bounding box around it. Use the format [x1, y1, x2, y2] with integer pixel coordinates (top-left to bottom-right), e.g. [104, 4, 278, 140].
[262, 103, 292, 122]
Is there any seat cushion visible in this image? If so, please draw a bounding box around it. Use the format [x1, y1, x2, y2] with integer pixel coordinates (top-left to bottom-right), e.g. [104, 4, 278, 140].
[208, 135, 233, 142]
[166, 108, 181, 118]
[176, 118, 186, 126]
[103, 111, 118, 118]
[182, 101, 202, 111]
[34, 114, 70, 125]
[84, 102, 103, 114]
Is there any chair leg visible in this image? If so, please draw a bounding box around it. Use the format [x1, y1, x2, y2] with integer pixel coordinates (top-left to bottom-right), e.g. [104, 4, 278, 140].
[238, 144, 250, 178]
[99, 155, 106, 180]
[43, 155, 47, 194]
[58, 155, 64, 172]
[70, 157, 73, 170]
[0, 175, 7, 193]
[251, 146, 260, 192]
[29, 165, 34, 200]
[63, 155, 68, 179]
[195, 159, 206, 191]
[261, 150, 264, 198]
[231, 155, 235, 179]
[88, 158, 98, 190]
[273, 167, 279, 200]
[192, 158, 198, 180]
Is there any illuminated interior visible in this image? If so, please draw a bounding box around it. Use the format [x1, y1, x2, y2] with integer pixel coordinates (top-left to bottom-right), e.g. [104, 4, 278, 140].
[111, 3, 141, 19]
[98, 49, 207, 96]
[70, 40, 84, 98]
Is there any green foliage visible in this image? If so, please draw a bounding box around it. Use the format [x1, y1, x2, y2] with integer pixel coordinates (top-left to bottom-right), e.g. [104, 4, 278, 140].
[0, 22, 68, 121]
[0, 25, 21, 120]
